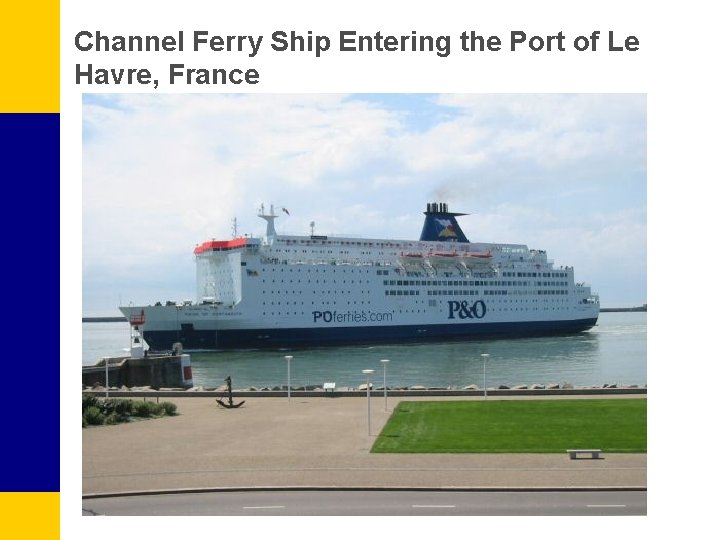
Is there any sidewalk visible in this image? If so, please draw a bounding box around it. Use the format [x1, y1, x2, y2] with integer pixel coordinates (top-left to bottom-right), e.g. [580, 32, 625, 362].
[82, 395, 647, 495]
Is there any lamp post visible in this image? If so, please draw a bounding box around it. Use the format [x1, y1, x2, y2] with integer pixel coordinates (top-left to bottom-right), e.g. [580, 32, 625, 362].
[104, 357, 109, 400]
[362, 369, 375, 435]
[480, 353, 489, 400]
[380, 359, 390, 412]
[285, 355, 293, 402]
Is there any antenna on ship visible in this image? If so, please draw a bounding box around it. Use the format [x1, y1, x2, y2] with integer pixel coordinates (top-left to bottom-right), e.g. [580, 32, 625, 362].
[231, 217, 238, 239]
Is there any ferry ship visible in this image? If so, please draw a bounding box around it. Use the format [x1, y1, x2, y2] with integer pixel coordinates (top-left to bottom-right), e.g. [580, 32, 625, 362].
[119, 203, 599, 350]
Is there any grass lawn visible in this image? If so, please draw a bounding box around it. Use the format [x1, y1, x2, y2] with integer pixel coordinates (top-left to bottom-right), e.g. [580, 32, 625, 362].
[371, 399, 646, 453]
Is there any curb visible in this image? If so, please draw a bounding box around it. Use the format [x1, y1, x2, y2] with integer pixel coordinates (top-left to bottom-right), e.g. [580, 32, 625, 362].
[83, 485, 648, 499]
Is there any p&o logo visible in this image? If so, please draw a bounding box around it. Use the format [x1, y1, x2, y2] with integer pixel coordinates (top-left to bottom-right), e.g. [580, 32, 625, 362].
[447, 300, 487, 320]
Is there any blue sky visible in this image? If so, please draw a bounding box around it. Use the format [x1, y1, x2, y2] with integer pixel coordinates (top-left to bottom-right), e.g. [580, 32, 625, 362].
[82, 93, 646, 315]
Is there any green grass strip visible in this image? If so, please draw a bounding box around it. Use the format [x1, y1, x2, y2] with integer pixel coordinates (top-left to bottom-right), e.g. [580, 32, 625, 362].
[371, 399, 646, 453]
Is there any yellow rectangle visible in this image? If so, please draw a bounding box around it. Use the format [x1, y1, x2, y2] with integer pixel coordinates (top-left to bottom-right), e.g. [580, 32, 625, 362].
[0, 1, 59, 112]
[0, 492, 59, 537]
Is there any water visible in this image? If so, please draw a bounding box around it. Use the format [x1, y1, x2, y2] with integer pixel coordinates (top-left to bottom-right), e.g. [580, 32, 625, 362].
[82, 312, 646, 389]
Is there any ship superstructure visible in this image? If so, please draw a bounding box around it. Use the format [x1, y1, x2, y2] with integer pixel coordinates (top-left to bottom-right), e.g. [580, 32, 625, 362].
[119, 203, 599, 350]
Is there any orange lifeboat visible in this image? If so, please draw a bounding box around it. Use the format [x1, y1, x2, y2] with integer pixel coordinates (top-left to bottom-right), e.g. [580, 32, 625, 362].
[463, 250, 493, 267]
[427, 250, 459, 265]
[400, 251, 427, 264]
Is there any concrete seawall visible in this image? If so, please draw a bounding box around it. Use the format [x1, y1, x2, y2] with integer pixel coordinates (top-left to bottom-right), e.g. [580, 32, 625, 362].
[82, 354, 192, 389]
[83, 387, 646, 400]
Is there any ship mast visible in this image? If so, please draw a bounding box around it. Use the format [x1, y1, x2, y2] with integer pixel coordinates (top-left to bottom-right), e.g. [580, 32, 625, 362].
[258, 203, 279, 241]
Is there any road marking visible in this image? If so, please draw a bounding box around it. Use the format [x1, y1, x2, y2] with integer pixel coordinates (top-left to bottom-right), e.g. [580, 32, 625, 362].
[243, 506, 285, 509]
[412, 505, 457, 508]
[586, 504, 627, 508]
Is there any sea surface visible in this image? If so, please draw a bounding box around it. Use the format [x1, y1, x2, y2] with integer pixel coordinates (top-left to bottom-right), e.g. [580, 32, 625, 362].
[82, 312, 646, 390]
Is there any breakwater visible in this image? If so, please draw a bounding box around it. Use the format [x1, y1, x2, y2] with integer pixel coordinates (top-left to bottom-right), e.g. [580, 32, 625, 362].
[82, 316, 126, 322]
[599, 305, 647, 313]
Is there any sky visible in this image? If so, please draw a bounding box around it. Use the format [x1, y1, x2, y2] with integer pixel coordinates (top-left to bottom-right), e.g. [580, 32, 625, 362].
[82, 93, 646, 315]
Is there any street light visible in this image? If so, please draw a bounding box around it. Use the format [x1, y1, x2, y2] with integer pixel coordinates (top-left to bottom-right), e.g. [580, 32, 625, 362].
[285, 355, 293, 401]
[362, 369, 375, 435]
[480, 353, 490, 400]
[104, 357, 109, 400]
[380, 359, 390, 412]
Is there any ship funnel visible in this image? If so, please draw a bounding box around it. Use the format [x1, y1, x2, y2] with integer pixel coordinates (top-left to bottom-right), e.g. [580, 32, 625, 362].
[419, 202, 470, 243]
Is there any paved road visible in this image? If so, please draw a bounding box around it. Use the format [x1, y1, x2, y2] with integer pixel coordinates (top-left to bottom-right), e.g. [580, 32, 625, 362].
[82, 489, 646, 516]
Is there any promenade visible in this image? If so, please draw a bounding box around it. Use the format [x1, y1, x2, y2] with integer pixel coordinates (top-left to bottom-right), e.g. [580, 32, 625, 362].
[82, 394, 647, 496]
